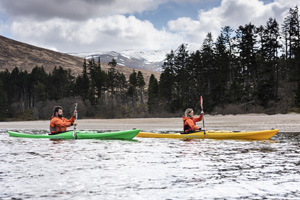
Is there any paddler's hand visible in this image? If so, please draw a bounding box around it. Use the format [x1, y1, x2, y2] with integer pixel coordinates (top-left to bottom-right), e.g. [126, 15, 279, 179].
[72, 123, 77, 126]
[73, 110, 77, 117]
[200, 111, 204, 115]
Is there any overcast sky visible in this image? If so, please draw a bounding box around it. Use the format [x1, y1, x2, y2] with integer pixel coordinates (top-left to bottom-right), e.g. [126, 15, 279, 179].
[0, 0, 298, 53]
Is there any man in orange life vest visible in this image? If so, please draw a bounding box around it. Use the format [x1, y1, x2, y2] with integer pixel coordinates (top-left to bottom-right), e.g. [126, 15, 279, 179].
[49, 106, 77, 134]
[182, 108, 204, 133]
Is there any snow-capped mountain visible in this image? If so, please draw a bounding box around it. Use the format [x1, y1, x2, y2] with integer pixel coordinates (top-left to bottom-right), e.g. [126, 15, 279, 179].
[69, 49, 169, 72]
[69, 43, 201, 72]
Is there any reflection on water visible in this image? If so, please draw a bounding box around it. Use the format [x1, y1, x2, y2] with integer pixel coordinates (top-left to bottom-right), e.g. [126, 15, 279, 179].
[0, 130, 299, 200]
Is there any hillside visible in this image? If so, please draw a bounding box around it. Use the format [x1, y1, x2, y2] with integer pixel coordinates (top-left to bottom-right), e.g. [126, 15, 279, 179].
[0, 35, 160, 83]
[0, 35, 84, 74]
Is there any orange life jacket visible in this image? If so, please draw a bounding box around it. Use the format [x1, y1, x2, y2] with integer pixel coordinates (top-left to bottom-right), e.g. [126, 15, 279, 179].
[49, 116, 75, 134]
[182, 115, 202, 133]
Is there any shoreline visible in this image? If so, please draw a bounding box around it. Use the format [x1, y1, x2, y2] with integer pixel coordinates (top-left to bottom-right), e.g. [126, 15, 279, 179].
[1, 113, 300, 132]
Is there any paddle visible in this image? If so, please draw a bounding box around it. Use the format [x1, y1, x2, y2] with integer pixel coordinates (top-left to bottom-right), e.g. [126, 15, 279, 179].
[200, 96, 206, 139]
[73, 103, 78, 139]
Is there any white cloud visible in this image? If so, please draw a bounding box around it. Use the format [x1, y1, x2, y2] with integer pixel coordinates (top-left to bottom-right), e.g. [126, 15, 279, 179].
[168, 17, 199, 33]
[9, 15, 182, 52]
[167, 0, 298, 45]
[1, 0, 298, 53]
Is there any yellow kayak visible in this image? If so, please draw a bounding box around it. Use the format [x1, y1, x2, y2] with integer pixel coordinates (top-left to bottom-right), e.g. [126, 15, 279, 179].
[137, 129, 279, 140]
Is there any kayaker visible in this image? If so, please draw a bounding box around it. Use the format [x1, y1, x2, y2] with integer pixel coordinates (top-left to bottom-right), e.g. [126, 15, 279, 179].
[182, 108, 204, 134]
[49, 106, 77, 135]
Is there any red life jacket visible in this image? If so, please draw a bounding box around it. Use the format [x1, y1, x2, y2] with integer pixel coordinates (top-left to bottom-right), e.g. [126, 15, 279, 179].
[183, 117, 196, 133]
[49, 116, 75, 134]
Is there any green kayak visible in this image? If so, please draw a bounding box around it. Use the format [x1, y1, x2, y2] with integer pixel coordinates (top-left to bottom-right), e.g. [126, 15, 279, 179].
[8, 129, 140, 140]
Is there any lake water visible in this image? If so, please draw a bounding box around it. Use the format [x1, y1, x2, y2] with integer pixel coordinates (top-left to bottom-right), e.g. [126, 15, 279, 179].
[0, 129, 299, 200]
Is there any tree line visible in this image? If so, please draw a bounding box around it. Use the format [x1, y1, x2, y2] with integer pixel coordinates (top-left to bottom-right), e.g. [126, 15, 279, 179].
[0, 58, 147, 120]
[0, 6, 299, 120]
[148, 6, 300, 114]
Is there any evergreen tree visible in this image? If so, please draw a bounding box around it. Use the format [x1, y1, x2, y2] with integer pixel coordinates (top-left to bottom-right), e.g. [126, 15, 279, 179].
[173, 44, 190, 109]
[256, 18, 281, 104]
[159, 50, 176, 112]
[200, 33, 215, 110]
[75, 59, 90, 100]
[189, 50, 203, 109]
[8, 67, 31, 112]
[87, 58, 99, 105]
[281, 6, 299, 80]
[214, 32, 231, 105]
[147, 74, 159, 113]
[107, 58, 119, 101]
[221, 26, 235, 88]
[159, 68, 174, 112]
[108, 58, 117, 68]
[0, 79, 8, 120]
[30, 66, 48, 106]
[137, 71, 145, 104]
[236, 23, 258, 100]
[82, 59, 90, 100]
[282, 7, 300, 106]
[95, 57, 105, 99]
[0, 70, 13, 117]
[48, 66, 75, 100]
[127, 70, 138, 106]
[117, 72, 127, 94]
[34, 82, 47, 103]
[113, 72, 127, 107]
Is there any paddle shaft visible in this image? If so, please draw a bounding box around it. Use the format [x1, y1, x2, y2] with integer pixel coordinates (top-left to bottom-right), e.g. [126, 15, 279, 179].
[200, 96, 206, 138]
[73, 103, 78, 139]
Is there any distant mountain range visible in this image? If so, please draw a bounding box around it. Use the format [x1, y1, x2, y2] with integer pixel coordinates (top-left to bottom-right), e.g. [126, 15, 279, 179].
[0, 35, 161, 84]
[69, 43, 201, 72]
[0, 35, 201, 84]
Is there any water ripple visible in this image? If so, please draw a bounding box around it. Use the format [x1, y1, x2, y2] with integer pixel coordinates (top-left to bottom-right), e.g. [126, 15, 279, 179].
[0, 130, 299, 199]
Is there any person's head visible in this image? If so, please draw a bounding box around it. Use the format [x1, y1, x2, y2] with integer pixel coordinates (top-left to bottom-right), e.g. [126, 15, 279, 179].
[53, 106, 63, 117]
[184, 108, 194, 117]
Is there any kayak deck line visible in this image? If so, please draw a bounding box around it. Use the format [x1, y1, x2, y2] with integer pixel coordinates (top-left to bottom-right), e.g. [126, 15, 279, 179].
[8, 129, 140, 140]
[137, 129, 279, 140]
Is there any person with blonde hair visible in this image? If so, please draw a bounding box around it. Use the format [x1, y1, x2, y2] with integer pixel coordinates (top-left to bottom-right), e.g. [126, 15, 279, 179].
[182, 108, 204, 133]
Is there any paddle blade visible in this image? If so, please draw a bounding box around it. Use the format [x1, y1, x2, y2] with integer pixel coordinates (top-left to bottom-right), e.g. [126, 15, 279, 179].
[200, 96, 203, 110]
